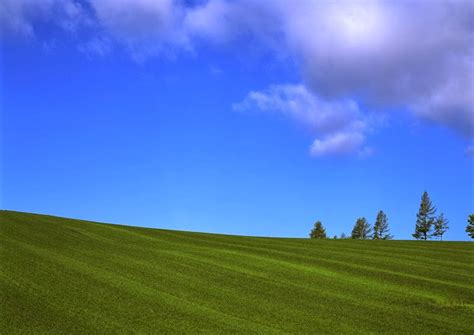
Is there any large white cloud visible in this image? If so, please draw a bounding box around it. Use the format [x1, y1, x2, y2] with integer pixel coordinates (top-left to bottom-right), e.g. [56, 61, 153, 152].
[2, 0, 473, 155]
[279, 0, 474, 137]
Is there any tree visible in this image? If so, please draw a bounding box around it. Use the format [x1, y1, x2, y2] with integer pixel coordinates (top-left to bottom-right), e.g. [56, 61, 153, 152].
[413, 191, 436, 240]
[333, 235, 338, 239]
[340, 233, 346, 239]
[433, 213, 449, 241]
[373, 210, 392, 240]
[351, 217, 371, 239]
[309, 221, 327, 239]
[466, 214, 474, 239]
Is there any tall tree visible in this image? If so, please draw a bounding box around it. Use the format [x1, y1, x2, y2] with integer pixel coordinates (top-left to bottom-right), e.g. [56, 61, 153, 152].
[433, 213, 449, 241]
[413, 191, 436, 240]
[373, 210, 392, 240]
[309, 221, 327, 239]
[351, 217, 371, 239]
[466, 214, 474, 239]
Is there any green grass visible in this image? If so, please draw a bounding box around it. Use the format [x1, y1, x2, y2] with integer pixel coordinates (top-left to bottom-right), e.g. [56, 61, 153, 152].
[1, 210, 473, 334]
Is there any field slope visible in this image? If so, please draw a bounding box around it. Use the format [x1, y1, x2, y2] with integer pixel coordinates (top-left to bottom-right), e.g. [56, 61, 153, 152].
[1, 210, 473, 334]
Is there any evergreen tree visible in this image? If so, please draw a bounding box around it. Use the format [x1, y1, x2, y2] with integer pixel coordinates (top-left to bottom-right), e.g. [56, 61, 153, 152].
[309, 221, 327, 239]
[413, 191, 436, 240]
[340, 233, 346, 239]
[433, 213, 449, 241]
[466, 214, 474, 239]
[373, 210, 392, 240]
[333, 235, 338, 239]
[351, 217, 371, 239]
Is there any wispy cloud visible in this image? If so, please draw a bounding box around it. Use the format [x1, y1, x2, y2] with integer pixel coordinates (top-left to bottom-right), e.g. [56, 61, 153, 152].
[0, 0, 91, 37]
[234, 84, 371, 157]
[77, 36, 113, 58]
[310, 132, 365, 157]
[466, 145, 474, 158]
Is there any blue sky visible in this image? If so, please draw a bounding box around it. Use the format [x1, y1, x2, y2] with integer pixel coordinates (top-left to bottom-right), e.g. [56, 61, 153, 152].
[1, 0, 473, 240]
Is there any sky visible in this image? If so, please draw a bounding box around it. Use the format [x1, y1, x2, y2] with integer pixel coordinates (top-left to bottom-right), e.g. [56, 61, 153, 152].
[1, 0, 473, 240]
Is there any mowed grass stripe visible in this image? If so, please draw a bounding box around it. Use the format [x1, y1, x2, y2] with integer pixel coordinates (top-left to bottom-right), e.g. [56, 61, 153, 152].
[0, 235, 436, 334]
[92, 223, 473, 295]
[1, 210, 473, 334]
[90, 225, 473, 302]
[115, 225, 474, 278]
[2, 238, 282, 334]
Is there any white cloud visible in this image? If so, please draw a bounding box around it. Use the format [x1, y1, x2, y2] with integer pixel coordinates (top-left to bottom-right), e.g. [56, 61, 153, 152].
[279, 0, 474, 137]
[183, 0, 281, 45]
[310, 132, 365, 157]
[0, 0, 50, 37]
[412, 59, 474, 137]
[234, 84, 370, 156]
[86, 0, 191, 60]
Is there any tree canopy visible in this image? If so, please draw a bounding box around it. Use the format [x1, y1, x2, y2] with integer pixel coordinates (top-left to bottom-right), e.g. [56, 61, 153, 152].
[373, 211, 392, 240]
[466, 214, 474, 239]
[309, 221, 327, 239]
[433, 213, 449, 241]
[351, 217, 371, 239]
[413, 191, 436, 240]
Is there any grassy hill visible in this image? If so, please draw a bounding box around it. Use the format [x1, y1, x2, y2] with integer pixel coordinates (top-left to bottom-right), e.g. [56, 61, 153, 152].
[1, 210, 473, 334]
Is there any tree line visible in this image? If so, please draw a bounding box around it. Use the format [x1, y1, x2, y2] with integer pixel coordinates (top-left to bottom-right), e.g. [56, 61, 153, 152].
[309, 191, 474, 240]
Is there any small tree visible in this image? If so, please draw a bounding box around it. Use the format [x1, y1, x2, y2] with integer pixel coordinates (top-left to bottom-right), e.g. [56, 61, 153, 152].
[309, 221, 327, 239]
[413, 191, 436, 240]
[351, 217, 371, 239]
[333, 235, 338, 239]
[466, 214, 474, 239]
[340, 233, 346, 239]
[373, 210, 392, 240]
[433, 213, 449, 241]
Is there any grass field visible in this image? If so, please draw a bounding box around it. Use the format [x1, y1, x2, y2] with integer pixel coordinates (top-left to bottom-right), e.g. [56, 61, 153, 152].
[1, 210, 473, 334]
